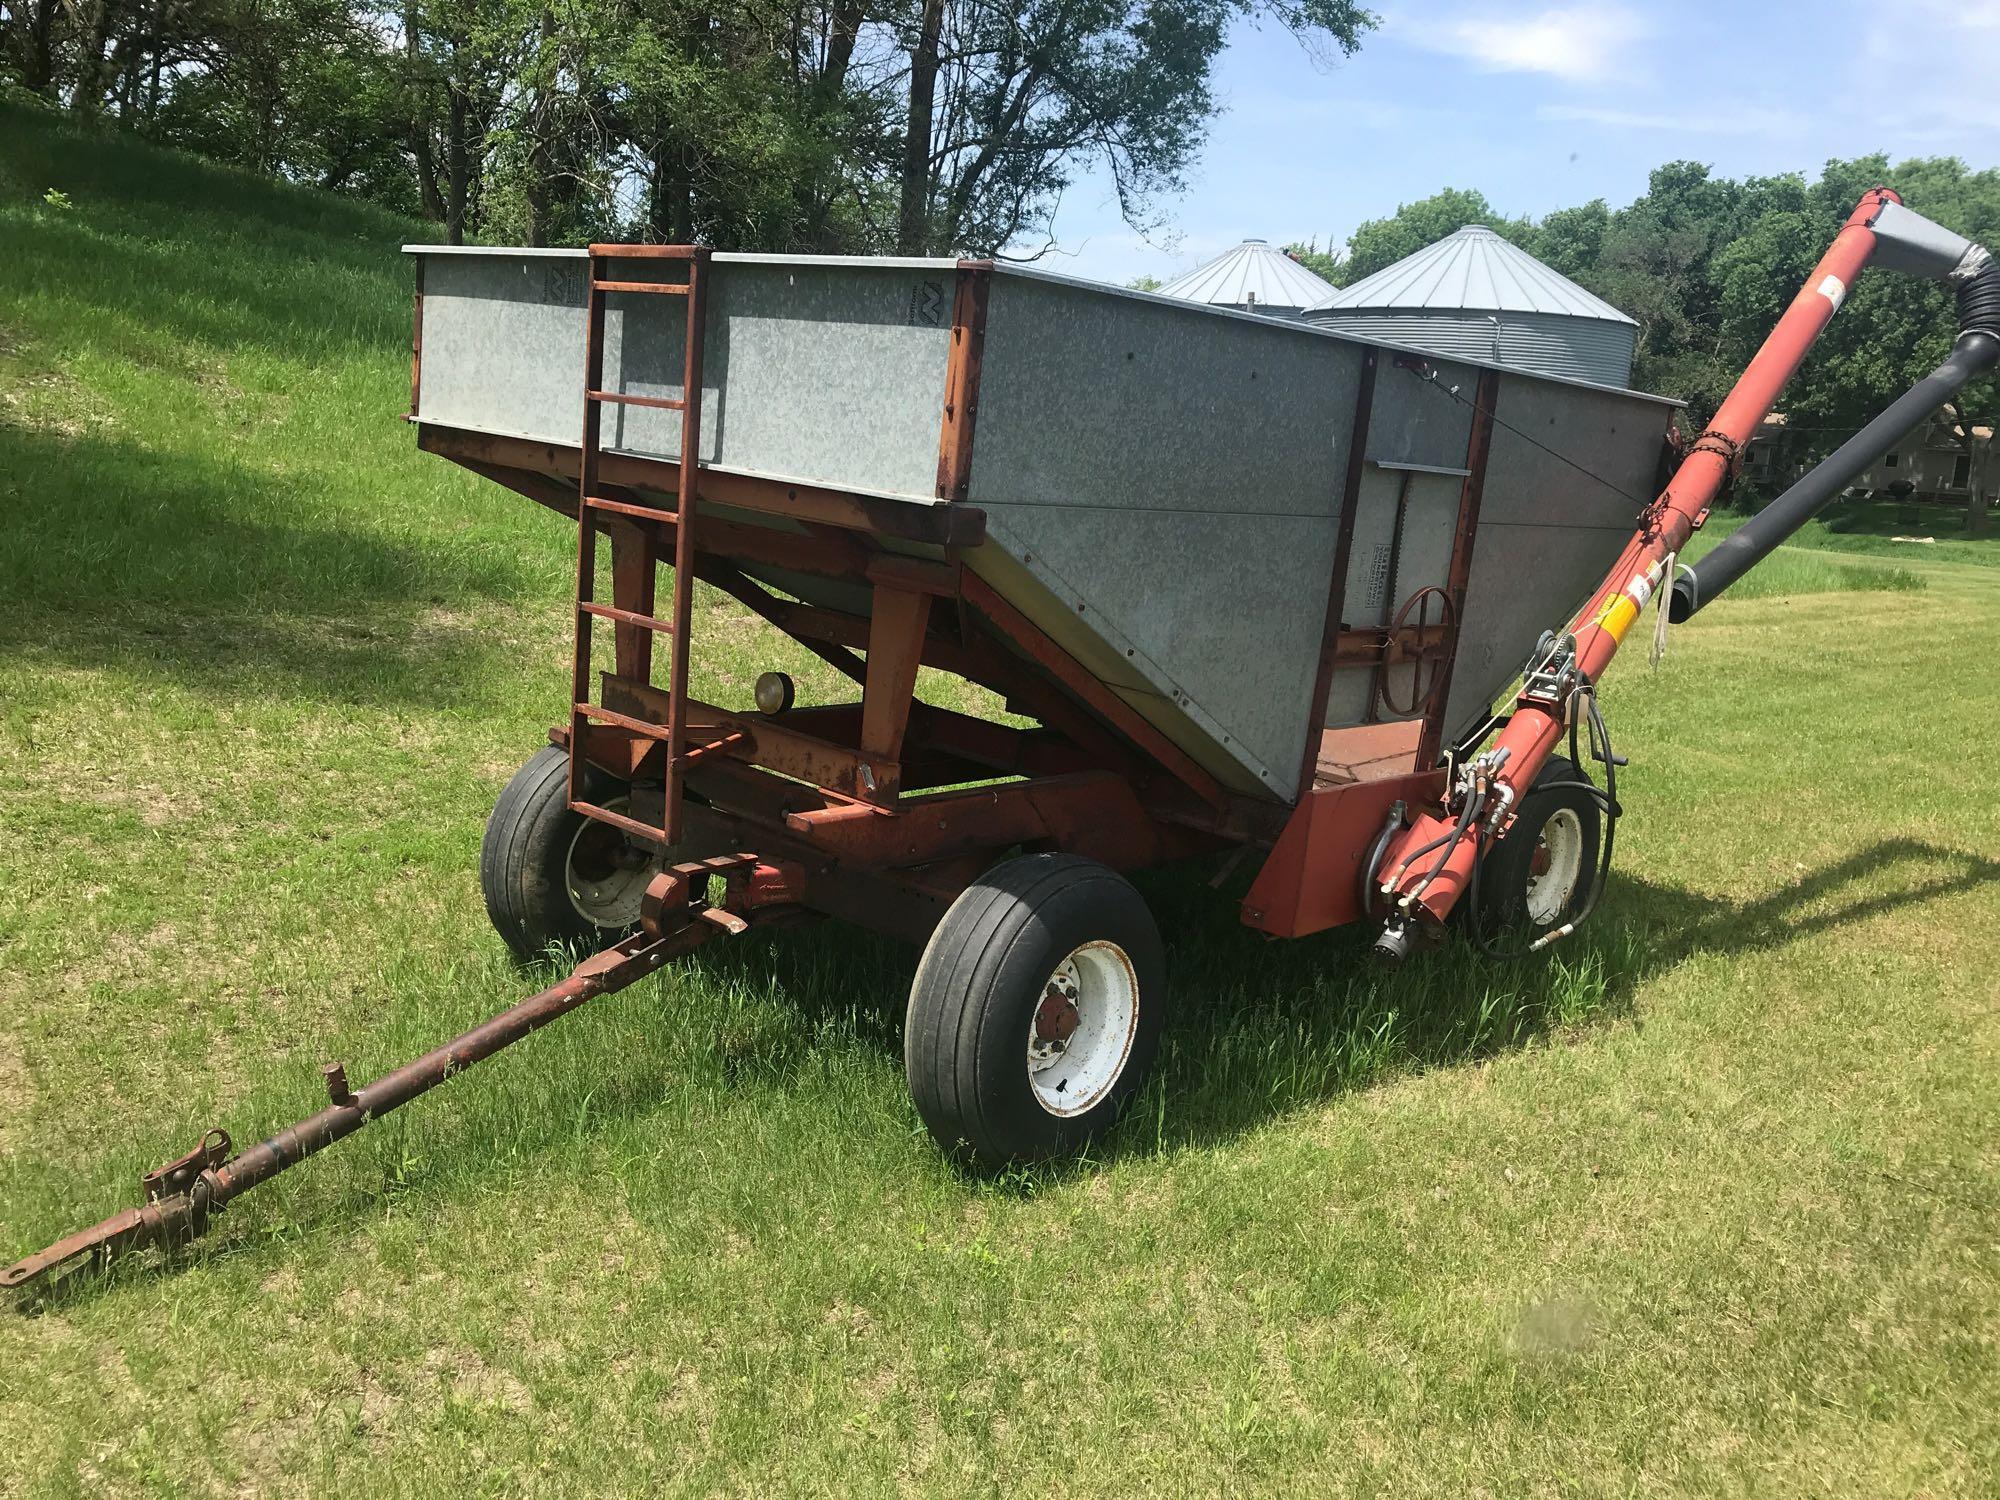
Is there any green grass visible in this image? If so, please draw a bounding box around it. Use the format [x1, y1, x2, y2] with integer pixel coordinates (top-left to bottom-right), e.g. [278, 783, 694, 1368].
[1680, 519, 1930, 601]
[1710, 494, 2000, 573]
[3, 106, 1998, 1497]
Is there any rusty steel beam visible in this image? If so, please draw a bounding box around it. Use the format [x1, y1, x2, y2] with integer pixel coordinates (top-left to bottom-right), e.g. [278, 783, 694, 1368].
[2, 868, 777, 1297]
[409, 257, 425, 421]
[959, 571, 1231, 811]
[781, 770, 1185, 870]
[936, 262, 993, 501]
[609, 520, 658, 684]
[861, 585, 933, 769]
[601, 676, 903, 803]
[416, 423, 987, 548]
[1332, 620, 1451, 667]
[697, 561, 870, 686]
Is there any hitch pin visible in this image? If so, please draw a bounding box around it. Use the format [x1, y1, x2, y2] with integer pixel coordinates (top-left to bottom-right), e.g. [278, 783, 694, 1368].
[322, 1062, 354, 1108]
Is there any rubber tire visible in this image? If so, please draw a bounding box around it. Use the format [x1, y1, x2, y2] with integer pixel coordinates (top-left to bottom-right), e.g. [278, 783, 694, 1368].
[480, 745, 635, 960]
[1475, 756, 1602, 937]
[905, 853, 1166, 1170]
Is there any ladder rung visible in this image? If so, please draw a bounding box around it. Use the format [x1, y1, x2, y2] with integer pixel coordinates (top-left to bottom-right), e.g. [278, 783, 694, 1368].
[580, 600, 676, 635]
[675, 730, 749, 769]
[586, 388, 685, 411]
[571, 798, 667, 846]
[575, 702, 674, 741]
[592, 278, 691, 296]
[590, 244, 702, 259]
[584, 494, 679, 525]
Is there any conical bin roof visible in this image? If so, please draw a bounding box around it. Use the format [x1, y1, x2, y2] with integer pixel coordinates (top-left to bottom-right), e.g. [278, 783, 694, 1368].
[1306, 224, 1634, 323]
[1157, 239, 1337, 312]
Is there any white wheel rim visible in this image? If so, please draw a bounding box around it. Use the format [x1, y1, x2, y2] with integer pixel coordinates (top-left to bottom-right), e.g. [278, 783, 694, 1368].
[565, 796, 653, 928]
[1524, 807, 1586, 925]
[1026, 940, 1140, 1117]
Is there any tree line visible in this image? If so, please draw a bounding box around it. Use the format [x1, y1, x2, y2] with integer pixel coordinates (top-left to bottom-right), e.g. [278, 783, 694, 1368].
[0, 0, 1369, 253]
[8, 0, 1995, 460]
[1287, 157, 2000, 455]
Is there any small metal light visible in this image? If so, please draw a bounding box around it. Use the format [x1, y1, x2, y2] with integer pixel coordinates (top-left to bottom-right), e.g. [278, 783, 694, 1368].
[753, 671, 795, 715]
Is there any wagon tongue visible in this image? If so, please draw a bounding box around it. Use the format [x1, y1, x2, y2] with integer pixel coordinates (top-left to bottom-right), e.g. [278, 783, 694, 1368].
[3, 857, 798, 1300]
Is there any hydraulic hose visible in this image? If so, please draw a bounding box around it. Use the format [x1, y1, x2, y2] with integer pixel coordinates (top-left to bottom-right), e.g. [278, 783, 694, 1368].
[1671, 258, 2000, 621]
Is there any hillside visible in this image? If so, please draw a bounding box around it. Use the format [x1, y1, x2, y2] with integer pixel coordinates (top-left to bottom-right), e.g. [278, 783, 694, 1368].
[0, 102, 566, 625]
[2, 108, 1997, 1496]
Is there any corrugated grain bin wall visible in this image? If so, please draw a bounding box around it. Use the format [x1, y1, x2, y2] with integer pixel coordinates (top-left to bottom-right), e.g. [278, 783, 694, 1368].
[1305, 309, 1636, 388]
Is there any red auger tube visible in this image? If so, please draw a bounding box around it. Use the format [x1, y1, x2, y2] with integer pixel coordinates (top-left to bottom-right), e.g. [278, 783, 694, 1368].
[1370, 189, 1899, 940]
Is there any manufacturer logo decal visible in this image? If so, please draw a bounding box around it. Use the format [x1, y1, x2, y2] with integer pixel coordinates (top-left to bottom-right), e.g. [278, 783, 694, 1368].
[908, 279, 947, 327]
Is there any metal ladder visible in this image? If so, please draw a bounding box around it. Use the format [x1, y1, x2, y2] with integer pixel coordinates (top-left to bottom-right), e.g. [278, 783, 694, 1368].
[570, 243, 712, 849]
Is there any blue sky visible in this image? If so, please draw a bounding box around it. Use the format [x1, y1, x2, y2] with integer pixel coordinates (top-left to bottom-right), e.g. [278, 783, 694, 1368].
[1033, 0, 2000, 285]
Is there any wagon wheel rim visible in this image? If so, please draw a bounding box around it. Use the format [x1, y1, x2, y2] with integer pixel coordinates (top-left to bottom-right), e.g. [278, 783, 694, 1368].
[1026, 940, 1140, 1117]
[1524, 807, 1586, 925]
[565, 796, 654, 929]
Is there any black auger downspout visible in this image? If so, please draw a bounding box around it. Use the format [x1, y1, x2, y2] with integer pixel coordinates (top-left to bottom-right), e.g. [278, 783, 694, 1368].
[1671, 216, 2000, 623]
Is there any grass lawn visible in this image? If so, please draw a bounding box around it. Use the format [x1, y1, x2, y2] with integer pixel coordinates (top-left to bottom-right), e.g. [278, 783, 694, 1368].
[2, 106, 1997, 1497]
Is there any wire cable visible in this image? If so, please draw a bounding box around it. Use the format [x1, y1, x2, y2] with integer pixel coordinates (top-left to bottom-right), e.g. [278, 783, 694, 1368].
[1407, 362, 1657, 516]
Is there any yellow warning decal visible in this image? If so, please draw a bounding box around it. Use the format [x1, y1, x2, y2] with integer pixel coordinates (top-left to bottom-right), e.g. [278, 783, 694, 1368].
[1595, 594, 1640, 645]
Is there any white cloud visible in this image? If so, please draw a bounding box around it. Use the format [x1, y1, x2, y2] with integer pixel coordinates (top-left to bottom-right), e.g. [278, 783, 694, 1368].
[1402, 4, 1649, 82]
[1536, 103, 1806, 137]
[1858, 0, 2000, 140]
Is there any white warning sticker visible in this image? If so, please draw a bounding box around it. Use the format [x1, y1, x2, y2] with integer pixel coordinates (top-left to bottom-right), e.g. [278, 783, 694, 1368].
[1818, 274, 1847, 311]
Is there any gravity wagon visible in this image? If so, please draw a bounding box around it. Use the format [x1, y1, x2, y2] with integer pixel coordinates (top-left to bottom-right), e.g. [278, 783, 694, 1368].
[10, 190, 1995, 1293]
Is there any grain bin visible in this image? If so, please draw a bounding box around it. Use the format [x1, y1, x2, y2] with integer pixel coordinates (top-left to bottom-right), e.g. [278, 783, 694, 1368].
[1305, 224, 1637, 388]
[1155, 238, 1336, 318]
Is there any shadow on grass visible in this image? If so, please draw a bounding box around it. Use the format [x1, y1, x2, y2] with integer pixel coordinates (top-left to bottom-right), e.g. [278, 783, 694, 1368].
[0, 421, 541, 707]
[13, 836, 1995, 1308]
[1080, 834, 2000, 1171]
[336, 833, 2000, 1188]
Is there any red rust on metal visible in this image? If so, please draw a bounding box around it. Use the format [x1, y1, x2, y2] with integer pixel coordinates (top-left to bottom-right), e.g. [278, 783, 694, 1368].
[959, 571, 1230, 811]
[698, 562, 869, 685]
[601, 676, 901, 803]
[780, 770, 1181, 872]
[1241, 769, 1446, 938]
[608, 520, 659, 684]
[937, 262, 994, 501]
[1376, 585, 1457, 721]
[1332, 618, 1451, 668]
[4, 877, 781, 1295]
[588, 243, 707, 259]
[415, 424, 988, 548]
[589, 281, 692, 297]
[321, 1063, 354, 1108]
[409, 256, 425, 420]
[1035, 988, 1082, 1046]
[860, 584, 934, 773]
[207, 935, 689, 1202]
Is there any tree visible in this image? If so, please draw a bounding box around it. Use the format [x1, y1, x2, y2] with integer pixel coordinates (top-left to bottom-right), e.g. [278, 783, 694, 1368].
[1, 0, 70, 94]
[890, 0, 1375, 256]
[1283, 237, 1338, 281]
